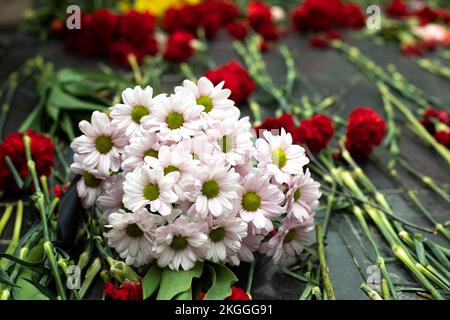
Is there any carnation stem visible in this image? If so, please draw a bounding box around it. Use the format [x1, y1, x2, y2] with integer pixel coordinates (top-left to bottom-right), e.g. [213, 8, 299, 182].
[248, 99, 262, 126]
[246, 258, 256, 295]
[127, 54, 143, 85]
[0, 72, 18, 141]
[179, 63, 197, 82]
[78, 257, 101, 299]
[0, 204, 13, 238]
[316, 224, 336, 300]
[360, 283, 383, 300]
[279, 45, 297, 98]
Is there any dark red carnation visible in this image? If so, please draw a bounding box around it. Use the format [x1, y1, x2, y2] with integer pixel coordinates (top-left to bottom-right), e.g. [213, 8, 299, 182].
[345, 107, 386, 162]
[199, 286, 251, 300]
[341, 3, 365, 29]
[117, 10, 156, 48]
[0, 129, 54, 192]
[434, 131, 450, 149]
[291, 0, 343, 32]
[65, 9, 118, 56]
[386, 0, 409, 18]
[401, 43, 423, 57]
[162, 5, 199, 34]
[226, 21, 248, 40]
[421, 108, 450, 134]
[247, 1, 279, 41]
[204, 60, 255, 103]
[293, 114, 334, 153]
[103, 280, 142, 300]
[163, 31, 195, 63]
[309, 34, 330, 48]
[110, 42, 145, 67]
[254, 113, 296, 137]
[414, 6, 439, 25]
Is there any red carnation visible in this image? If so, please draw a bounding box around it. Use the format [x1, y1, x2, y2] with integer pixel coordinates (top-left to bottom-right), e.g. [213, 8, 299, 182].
[414, 6, 439, 25]
[118, 11, 156, 48]
[204, 61, 255, 103]
[247, 1, 279, 41]
[103, 280, 143, 300]
[421, 108, 450, 134]
[0, 129, 54, 192]
[65, 9, 118, 56]
[386, 0, 409, 18]
[293, 114, 334, 153]
[254, 113, 296, 137]
[162, 5, 199, 34]
[341, 3, 365, 29]
[345, 107, 386, 162]
[309, 34, 330, 48]
[163, 31, 195, 63]
[199, 286, 251, 300]
[401, 43, 423, 57]
[110, 42, 144, 67]
[291, 0, 343, 32]
[434, 131, 450, 149]
[226, 21, 248, 40]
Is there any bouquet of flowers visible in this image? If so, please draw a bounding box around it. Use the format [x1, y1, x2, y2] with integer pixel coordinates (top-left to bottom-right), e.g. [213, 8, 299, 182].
[69, 77, 321, 275]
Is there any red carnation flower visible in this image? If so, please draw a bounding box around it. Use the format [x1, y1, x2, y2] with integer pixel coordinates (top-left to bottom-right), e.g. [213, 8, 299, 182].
[247, 1, 279, 41]
[414, 6, 439, 25]
[0, 129, 54, 192]
[162, 5, 199, 34]
[226, 21, 248, 40]
[110, 42, 144, 67]
[204, 61, 255, 103]
[254, 113, 296, 137]
[345, 107, 386, 162]
[434, 131, 450, 149]
[103, 280, 143, 300]
[421, 108, 450, 134]
[199, 286, 251, 300]
[401, 43, 424, 57]
[293, 114, 334, 153]
[118, 11, 156, 48]
[65, 9, 118, 56]
[341, 3, 365, 29]
[291, 0, 343, 32]
[309, 34, 330, 48]
[163, 31, 195, 63]
[386, 0, 409, 18]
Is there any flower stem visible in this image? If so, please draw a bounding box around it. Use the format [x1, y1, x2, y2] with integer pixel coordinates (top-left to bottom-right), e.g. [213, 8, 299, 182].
[246, 257, 256, 295]
[0, 204, 13, 238]
[3, 156, 24, 189]
[360, 283, 383, 300]
[316, 224, 336, 300]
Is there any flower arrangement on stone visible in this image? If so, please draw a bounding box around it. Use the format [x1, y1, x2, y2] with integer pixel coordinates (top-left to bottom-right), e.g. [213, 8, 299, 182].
[69, 77, 321, 271]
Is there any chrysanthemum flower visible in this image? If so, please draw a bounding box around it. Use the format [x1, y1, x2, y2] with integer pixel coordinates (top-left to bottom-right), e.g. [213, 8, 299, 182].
[285, 169, 321, 222]
[70, 111, 128, 176]
[175, 77, 239, 121]
[237, 171, 284, 234]
[154, 217, 208, 271]
[109, 86, 158, 137]
[145, 145, 198, 201]
[255, 128, 309, 184]
[260, 216, 314, 265]
[71, 154, 109, 208]
[205, 215, 248, 263]
[142, 93, 203, 142]
[185, 162, 241, 218]
[121, 130, 160, 173]
[123, 166, 179, 215]
[206, 117, 255, 166]
[104, 210, 156, 267]
[178, 133, 223, 165]
[97, 173, 126, 216]
[227, 224, 264, 266]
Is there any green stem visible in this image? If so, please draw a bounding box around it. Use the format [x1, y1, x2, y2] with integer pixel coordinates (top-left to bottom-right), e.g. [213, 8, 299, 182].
[316, 224, 336, 300]
[360, 283, 383, 300]
[0, 204, 13, 237]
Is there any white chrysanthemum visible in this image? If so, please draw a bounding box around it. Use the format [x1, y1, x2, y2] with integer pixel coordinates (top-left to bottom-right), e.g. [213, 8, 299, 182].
[206, 117, 255, 166]
[255, 128, 309, 184]
[260, 216, 314, 265]
[145, 145, 198, 201]
[205, 215, 248, 263]
[104, 210, 156, 267]
[109, 86, 159, 137]
[70, 111, 128, 176]
[175, 77, 239, 121]
[178, 133, 223, 165]
[227, 224, 264, 266]
[96, 173, 125, 216]
[237, 171, 285, 234]
[71, 155, 109, 208]
[285, 169, 321, 222]
[121, 130, 161, 172]
[142, 93, 203, 142]
[154, 217, 208, 271]
[123, 166, 179, 215]
[185, 162, 241, 218]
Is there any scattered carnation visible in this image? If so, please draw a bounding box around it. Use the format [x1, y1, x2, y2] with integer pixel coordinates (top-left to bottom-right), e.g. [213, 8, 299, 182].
[293, 114, 334, 153]
[163, 31, 196, 63]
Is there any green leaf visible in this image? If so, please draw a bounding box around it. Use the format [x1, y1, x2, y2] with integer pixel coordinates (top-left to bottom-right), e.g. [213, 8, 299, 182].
[142, 264, 162, 300]
[204, 263, 237, 300]
[174, 288, 192, 300]
[60, 113, 76, 141]
[156, 263, 203, 300]
[0, 270, 18, 287]
[23, 278, 56, 300]
[0, 253, 47, 272]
